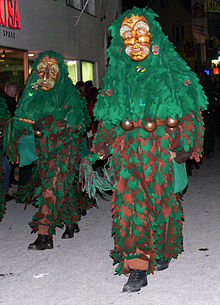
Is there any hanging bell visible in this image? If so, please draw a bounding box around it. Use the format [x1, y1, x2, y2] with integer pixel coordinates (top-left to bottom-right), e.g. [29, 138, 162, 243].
[120, 119, 134, 131]
[34, 130, 43, 138]
[143, 121, 157, 132]
[166, 117, 179, 128]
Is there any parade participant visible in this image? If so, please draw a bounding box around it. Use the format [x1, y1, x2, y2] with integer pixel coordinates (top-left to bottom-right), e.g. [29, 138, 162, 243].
[0, 97, 10, 220]
[80, 7, 208, 292]
[4, 51, 93, 250]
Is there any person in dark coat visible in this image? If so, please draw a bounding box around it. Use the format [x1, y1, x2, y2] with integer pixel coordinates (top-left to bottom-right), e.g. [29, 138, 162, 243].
[1, 81, 18, 201]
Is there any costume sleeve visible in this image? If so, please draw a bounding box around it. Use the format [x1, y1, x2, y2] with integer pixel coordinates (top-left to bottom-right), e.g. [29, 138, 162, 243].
[170, 111, 204, 162]
[90, 120, 115, 162]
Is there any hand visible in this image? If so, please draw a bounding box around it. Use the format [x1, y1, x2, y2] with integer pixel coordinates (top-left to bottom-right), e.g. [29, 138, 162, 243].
[98, 149, 105, 160]
[32, 119, 43, 131]
[174, 148, 193, 164]
[97, 143, 109, 160]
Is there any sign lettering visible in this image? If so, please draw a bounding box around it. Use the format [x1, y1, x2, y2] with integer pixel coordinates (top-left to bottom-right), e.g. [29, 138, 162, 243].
[0, 0, 21, 29]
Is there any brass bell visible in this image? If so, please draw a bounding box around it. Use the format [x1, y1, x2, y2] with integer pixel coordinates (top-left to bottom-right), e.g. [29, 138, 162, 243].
[166, 117, 179, 128]
[34, 130, 43, 138]
[143, 121, 157, 132]
[120, 119, 134, 131]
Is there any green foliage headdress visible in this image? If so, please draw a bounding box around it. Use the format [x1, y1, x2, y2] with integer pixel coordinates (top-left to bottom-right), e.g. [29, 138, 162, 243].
[94, 7, 208, 124]
[4, 51, 89, 162]
[15, 50, 87, 128]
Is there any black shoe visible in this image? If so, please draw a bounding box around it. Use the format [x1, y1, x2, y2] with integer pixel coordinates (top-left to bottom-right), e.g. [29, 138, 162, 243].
[80, 209, 87, 216]
[155, 258, 170, 271]
[5, 194, 14, 202]
[62, 224, 75, 239]
[62, 224, 80, 238]
[28, 234, 53, 250]
[122, 269, 148, 292]
[73, 223, 80, 233]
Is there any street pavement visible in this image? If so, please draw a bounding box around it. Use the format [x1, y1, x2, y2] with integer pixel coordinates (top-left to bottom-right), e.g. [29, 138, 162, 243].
[1, 142, 220, 305]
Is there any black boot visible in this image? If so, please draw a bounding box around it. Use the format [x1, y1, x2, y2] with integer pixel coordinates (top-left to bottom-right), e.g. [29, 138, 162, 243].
[28, 234, 53, 250]
[80, 209, 87, 216]
[155, 258, 170, 271]
[62, 223, 80, 239]
[122, 269, 148, 292]
[73, 223, 80, 233]
[62, 224, 74, 239]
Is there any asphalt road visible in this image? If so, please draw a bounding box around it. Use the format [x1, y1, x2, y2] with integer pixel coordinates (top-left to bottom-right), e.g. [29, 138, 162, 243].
[1, 142, 220, 305]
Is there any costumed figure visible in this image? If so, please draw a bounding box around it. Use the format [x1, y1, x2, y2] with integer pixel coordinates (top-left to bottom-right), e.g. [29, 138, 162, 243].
[4, 51, 94, 250]
[80, 7, 208, 292]
[0, 97, 10, 220]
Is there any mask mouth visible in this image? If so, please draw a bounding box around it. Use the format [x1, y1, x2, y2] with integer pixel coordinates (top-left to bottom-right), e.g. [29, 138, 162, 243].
[132, 47, 142, 52]
[37, 78, 56, 90]
[125, 45, 150, 58]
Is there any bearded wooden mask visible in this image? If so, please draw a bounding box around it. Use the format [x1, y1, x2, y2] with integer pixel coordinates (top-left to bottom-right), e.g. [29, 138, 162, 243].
[120, 14, 152, 61]
[37, 55, 60, 91]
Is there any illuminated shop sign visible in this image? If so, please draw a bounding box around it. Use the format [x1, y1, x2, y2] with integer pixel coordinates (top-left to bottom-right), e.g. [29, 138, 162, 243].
[0, 0, 21, 29]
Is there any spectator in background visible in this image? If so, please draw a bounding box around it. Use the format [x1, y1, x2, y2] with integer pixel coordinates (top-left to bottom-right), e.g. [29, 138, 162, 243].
[2, 81, 17, 117]
[0, 95, 10, 217]
[86, 86, 99, 148]
[84, 80, 94, 97]
[1, 81, 18, 201]
[76, 81, 86, 98]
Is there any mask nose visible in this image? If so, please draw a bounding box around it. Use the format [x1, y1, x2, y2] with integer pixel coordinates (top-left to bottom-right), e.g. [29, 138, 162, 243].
[43, 68, 49, 81]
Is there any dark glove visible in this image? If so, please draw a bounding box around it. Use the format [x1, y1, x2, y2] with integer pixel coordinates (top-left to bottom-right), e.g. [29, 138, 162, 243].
[92, 158, 108, 176]
[96, 143, 109, 161]
[32, 119, 43, 131]
[174, 148, 193, 164]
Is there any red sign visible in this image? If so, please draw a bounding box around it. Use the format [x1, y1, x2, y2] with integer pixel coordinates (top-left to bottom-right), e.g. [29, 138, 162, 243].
[0, 0, 21, 29]
[213, 67, 220, 75]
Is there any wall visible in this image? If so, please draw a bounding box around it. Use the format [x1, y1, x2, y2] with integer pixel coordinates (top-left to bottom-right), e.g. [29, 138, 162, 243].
[0, 0, 119, 86]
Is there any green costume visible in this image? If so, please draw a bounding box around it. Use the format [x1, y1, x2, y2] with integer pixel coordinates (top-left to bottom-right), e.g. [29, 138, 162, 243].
[82, 7, 208, 277]
[5, 51, 93, 236]
[0, 97, 10, 220]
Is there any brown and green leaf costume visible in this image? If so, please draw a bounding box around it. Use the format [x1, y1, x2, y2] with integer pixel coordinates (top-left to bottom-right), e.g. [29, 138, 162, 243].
[4, 51, 93, 235]
[86, 8, 208, 275]
[0, 97, 10, 220]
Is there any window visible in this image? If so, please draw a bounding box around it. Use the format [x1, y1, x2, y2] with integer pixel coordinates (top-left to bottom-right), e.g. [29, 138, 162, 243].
[66, 0, 96, 16]
[82, 61, 94, 82]
[64, 60, 95, 84]
[65, 60, 78, 84]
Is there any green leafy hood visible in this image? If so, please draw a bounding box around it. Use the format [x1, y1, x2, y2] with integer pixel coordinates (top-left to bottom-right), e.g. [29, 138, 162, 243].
[94, 7, 208, 124]
[15, 51, 87, 130]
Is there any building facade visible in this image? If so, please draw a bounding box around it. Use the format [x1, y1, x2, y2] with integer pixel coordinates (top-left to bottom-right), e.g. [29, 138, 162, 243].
[0, 0, 120, 93]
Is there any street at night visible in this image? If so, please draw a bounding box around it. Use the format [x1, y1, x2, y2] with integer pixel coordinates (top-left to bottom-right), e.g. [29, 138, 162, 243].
[1, 141, 220, 305]
[1, 1, 220, 304]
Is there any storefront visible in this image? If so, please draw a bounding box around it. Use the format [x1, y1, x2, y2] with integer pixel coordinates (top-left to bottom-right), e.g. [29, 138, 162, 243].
[0, 48, 95, 94]
[0, 47, 28, 95]
[0, 0, 104, 94]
